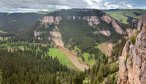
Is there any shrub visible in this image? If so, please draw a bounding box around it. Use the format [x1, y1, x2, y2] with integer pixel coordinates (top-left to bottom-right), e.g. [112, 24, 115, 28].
[130, 35, 137, 44]
[130, 31, 139, 45]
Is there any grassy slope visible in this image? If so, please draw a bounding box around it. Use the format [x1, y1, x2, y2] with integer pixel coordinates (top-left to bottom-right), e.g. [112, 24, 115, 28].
[82, 53, 95, 66]
[48, 48, 76, 69]
[104, 9, 146, 24]
[74, 46, 95, 67]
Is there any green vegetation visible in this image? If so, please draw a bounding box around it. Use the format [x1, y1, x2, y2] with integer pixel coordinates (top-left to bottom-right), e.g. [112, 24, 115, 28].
[129, 31, 139, 45]
[74, 46, 81, 54]
[130, 34, 138, 45]
[84, 53, 119, 84]
[0, 9, 139, 83]
[72, 72, 85, 84]
[105, 9, 146, 24]
[0, 41, 121, 84]
[0, 42, 84, 84]
[82, 53, 95, 66]
[57, 19, 122, 68]
[48, 48, 75, 69]
[130, 35, 137, 44]
[74, 46, 95, 66]
[0, 69, 2, 84]
[84, 38, 126, 84]
[112, 38, 127, 59]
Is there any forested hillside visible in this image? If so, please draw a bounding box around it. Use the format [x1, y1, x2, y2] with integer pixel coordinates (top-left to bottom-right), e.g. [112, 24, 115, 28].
[0, 42, 86, 84]
[0, 9, 146, 84]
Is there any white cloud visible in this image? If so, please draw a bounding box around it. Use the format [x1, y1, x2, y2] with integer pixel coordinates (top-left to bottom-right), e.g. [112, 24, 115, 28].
[83, 0, 93, 6]
[126, 4, 133, 9]
[0, 4, 70, 13]
[103, 2, 119, 9]
[82, 0, 133, 9]
[103, 2, 133, 9]
[0, 0, 144, 13]
[83, 0, 102, 8]
[47, 5, 70, 9]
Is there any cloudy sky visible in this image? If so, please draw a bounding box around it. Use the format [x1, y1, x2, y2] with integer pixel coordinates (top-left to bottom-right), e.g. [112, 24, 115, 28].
[0, 0, 146, 12]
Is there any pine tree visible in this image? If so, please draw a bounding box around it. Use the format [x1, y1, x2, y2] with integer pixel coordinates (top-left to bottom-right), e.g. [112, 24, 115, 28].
[0, 69, 2, 84]
[72, 73, 84, 84]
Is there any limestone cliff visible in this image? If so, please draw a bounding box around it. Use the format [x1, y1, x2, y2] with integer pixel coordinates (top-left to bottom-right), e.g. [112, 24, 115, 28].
[118, 14, 146, 84]
[40, 14, 124, 35]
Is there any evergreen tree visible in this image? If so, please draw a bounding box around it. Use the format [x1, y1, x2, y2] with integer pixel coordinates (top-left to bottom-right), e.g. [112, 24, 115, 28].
[72, 73, 84, 84]
[0, 69, 2, 84]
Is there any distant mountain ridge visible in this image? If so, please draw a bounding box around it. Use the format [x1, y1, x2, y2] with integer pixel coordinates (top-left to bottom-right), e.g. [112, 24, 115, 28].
[0, 13, 43, 31]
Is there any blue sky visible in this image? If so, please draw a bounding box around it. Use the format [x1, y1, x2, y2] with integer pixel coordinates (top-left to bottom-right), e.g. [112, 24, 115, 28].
[0, 0, 146, 12]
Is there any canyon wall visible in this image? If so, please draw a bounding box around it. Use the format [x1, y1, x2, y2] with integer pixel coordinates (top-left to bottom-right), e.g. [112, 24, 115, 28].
[118, 14, 146, 84]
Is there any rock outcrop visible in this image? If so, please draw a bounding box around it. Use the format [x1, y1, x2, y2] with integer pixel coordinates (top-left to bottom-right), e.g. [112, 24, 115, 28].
[100, 30, 111, 37]
[101, 15, 124, 34]
[126, 28, 138, 38]
[40, 9, 124, 35]
[50, 26, 64, 47]
[41, 15, 124, 35]
[138, 14, 146, 31]
[118, 14, 146, 84]
[41, 16, 62, 26]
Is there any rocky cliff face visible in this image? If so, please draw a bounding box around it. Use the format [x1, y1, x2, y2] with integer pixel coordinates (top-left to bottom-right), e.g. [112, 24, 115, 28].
[138, 14, 146, 31]
[33, 9, 125, 56]
[50, 26, 64, 47]
[118, 14, 146, 84]
[40, 14, 124, 35]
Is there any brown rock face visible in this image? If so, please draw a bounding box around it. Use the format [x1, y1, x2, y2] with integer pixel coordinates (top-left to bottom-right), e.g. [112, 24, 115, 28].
[41, 15, 124, 34]
[118, 15, 146, 84]
[126, 28, 138, 38]
[41, 16, 62, 26]
[138, 14, 146, 31]
[50, 26, 64, 47]
[101, 15, 124, 34]
[100, 30, 111, 37]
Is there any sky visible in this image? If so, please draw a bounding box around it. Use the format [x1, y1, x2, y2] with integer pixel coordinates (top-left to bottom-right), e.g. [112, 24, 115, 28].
[0, 0, 146, 12]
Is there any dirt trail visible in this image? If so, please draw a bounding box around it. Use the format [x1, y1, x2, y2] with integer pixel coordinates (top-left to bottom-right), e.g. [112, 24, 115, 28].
[57, 46, 89, 71]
